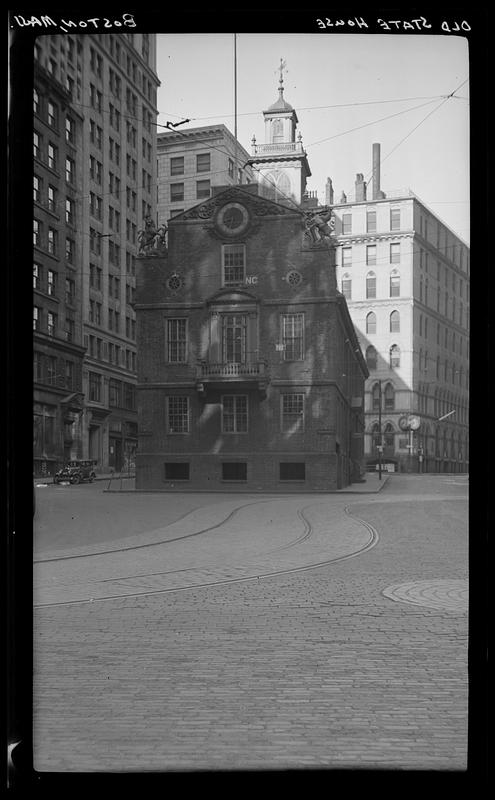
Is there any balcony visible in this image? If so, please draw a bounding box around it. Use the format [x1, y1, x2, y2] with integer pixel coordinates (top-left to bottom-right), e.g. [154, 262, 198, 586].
[251, 142, 305, 157]
[196, 360, 269, 398]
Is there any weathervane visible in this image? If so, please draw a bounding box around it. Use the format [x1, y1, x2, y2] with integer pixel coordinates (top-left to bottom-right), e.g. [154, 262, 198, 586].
[277, 58, 287, 89]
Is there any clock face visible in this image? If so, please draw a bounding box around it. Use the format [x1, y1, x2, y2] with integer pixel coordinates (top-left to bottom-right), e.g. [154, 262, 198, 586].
[216, 202, 250, 236]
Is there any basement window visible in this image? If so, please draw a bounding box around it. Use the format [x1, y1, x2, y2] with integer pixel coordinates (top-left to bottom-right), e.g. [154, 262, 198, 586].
[279, 462, 306, 481]
[164, 462, 190, 481]
[222, 462, 247, 481]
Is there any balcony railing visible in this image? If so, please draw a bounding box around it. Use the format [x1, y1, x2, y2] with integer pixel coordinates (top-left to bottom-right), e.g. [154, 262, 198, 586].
[251, 142, 304, 156]
[198, 361, 268, 380]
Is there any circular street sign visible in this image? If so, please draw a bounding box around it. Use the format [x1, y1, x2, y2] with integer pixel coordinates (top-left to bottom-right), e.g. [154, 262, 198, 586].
[408, 415, 421, 430]
[398, 416, 409, 431]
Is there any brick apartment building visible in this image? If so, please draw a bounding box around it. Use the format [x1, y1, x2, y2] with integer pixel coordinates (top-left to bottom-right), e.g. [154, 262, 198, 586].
[135, 184, 368, 491]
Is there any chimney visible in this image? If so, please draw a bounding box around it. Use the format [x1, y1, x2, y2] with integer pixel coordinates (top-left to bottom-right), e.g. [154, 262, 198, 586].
[325, 177, 334, 205]
[372, 143, 386, 199]
[355, 173, 367, 202]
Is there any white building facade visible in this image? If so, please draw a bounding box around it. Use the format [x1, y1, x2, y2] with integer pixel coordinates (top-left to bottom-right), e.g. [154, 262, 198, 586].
[333, 178, 469, 473]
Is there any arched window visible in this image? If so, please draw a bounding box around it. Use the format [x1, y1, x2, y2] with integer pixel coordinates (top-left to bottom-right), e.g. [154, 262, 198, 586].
[341, 274, 352, 299]
[390, 344, 400, 368]
[383, 423, 395, 449]
[390, 310, 400, 333]
[366, 311, 376, 334]
[384, 382, 395, 410]
[371, 422, 381, 449]
[262, 170, 290, 202]
[366, 271, 376, 299]
[366, 345, 377, 370]
[389, 270, 400, 297]
[272, 119, 284, 143]
[371, 382, 381, 411]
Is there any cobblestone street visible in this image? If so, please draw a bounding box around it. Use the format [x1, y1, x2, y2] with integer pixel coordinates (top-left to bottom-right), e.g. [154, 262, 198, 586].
[32, 475, 469, 773]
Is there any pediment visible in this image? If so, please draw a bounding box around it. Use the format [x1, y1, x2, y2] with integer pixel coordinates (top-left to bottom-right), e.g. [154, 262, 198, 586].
[206, 287, 259, 306]
[180, 185, 295, 222]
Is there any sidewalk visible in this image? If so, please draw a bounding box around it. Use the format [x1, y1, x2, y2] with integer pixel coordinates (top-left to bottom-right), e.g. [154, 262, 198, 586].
[35, 471, 389, 493]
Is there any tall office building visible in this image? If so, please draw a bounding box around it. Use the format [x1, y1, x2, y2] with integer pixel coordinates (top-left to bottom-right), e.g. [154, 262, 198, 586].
[156, 124, 254, 224]
[332, 145, 470, 473]
[33, 32, 160, 475]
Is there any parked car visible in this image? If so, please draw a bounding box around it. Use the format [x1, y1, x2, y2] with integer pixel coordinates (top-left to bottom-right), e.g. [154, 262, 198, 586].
[53, 460, 97, 485]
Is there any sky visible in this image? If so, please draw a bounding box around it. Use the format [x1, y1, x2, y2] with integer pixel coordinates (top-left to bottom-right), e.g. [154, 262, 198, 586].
[155, 33, 469, 242]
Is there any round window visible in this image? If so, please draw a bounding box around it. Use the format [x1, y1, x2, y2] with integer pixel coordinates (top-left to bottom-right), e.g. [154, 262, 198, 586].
[287, 270, 303, 286]
[167, 273, 184, 292]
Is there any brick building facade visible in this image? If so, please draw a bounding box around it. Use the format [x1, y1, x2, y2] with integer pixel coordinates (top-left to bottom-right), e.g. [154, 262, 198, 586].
[135, 184, 368, 492]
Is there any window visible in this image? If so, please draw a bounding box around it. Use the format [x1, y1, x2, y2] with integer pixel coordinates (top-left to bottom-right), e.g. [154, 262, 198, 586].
[196, 180, 211, 199]
[167, 397, 189, 433]
[196, 153, 211, 173]
[223, 244, 246, 286]
[47, 101, 57, 128]
[48, 143, 57, 170]
[33, 219, 41, 246]
[366, 312, 376, 335]
[33, 88, 40, 114]
[89, 372, 102, 402]
[389, 272, 400, 297]
[366, 272, 376, 299]
[65, 117, 74, 144]
[166, 318, 187, 362]
[342, 213, 352, 234]
[47, 311, 56, 337]
[33, 175, 41, 202]
[372, 383, 381, 411]
[341, 275, 352, 300]
[48, 185, 57, 212]
[222, 395, 248, 433]
[65, 199, 74, 226]
[47, 228, 57, 255]
[390, 243, 400, 263]
[170, 183, 184, 202]
[383, 423, 395, 449]
[390, 310, 400, 333]
[46, 356, 57, 385]
[109, 379, 122, 408]
[65, 157, 74, 184]
[33, 306, 40, 330]
[366, 246, 376, 266]
[390, 208, 401, 230]
[281, 393, 305, 432]
[228, 158, 234, 178]
[384, 383, 395, 410]
[342, 247, 352, 268]
[47, 270, 56, 296]
[222, 315, 247, 362]
[366, 210, 376, 233]
[65, 361, 74, 390]
[164, 463, 190, 481]
[33, 263, 41, 289]
[280, 463, 305, 481]
[33, 131, 41, 158]
[65, 278, 75, 305]
[222, 462, 247, 481]
[65, 317, 75, 343]
[390, 344, 400, 368]
[366, 345, 377, 370]
[281, 313, 304, 360]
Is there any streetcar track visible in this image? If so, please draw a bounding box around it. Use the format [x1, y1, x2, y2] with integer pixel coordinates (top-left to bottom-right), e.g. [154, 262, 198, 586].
[34, 502, 380, 609]
[34, 496, 293, 564]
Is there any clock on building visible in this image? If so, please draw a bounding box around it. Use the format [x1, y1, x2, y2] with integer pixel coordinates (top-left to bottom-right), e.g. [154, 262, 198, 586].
[215, 202, 250, 236]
